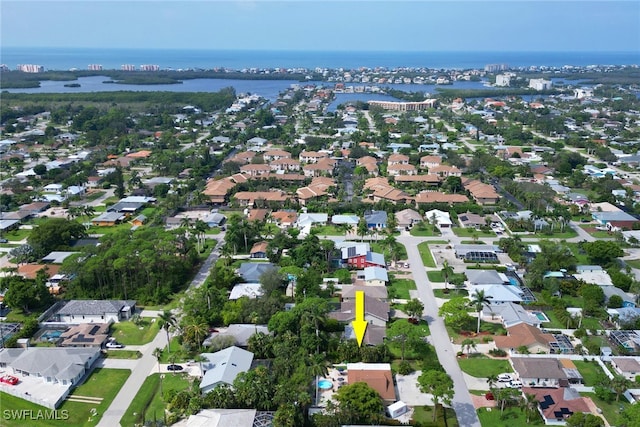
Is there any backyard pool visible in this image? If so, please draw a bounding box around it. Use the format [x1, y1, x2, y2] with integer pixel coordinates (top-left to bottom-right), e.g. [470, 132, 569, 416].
[40, 330, 64, 340]
[317, 379, 333, 390]
[531, 311, 550, 322]
[508, 277, 519, 286]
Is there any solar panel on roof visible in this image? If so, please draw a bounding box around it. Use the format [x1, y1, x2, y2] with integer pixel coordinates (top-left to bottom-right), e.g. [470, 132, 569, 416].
[540, 395, 555, 410]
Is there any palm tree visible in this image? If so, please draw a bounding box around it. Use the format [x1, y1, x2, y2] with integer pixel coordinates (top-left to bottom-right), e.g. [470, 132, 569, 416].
[157, 310, 177, 354]
[520, 393, 539, 423]
[610, 375, 631, 402]
[469, 289, 493, 334]
[152, 347, 163, 374]
[486, 374, 498, 390]
[306, 353, 329, 406]
[184, 321, 209, 351]
[441, 260, 454, 292]
[152, 347, 164, 408]
[461, 338, 476, 354]
[301, 307, 325, 355]
[194, 219, 209, 252]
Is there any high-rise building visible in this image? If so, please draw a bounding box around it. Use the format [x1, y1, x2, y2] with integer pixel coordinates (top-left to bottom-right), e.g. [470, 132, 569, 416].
[529, 78, 553, 91]
[484, 63, 509, 72]
[140, 64, 160, 71]
[88, 64, 103, 71]
[17, 64, 44, 73]
[121, 64, 136, 71]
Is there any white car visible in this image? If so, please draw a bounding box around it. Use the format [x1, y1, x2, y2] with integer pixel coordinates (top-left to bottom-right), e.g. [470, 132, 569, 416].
[497, 373, 513, 382]
[508, 380, 523, 388]
[106, 341, 124, 349]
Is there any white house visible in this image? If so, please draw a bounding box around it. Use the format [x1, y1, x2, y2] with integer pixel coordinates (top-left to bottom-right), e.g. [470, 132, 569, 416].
[424, 209, 452, 228]
[50, 300, 136, 324]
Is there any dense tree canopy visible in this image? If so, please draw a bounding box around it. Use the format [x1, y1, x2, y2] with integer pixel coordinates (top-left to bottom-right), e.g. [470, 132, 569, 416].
[27, 218, 87, 259]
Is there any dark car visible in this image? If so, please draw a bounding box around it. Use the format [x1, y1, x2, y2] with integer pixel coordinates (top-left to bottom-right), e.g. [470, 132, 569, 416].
[167, 364, 183, 371]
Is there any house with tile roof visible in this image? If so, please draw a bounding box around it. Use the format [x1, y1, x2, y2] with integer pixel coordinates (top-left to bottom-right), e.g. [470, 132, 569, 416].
[511, 357, 578, 387]
[523, 386, 596, 425]
[346, 363, 396, 402]
[395, 208, 423, 229]
[387, 163, 417, 176]
[494, 324, 557, 354]
[240, 163, 271, 177]
[415, 191, 468, 205]
[420, 155, 442, 169]
[610, 357, 640, 381]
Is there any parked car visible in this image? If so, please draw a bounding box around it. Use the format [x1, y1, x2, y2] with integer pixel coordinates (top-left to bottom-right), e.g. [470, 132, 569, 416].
[508, 380, 523, 388]
[497, 373, 513, 382]
[0, 239, 8, 244]
[167, 364, 184, 371]
[106, 341, 124, 349]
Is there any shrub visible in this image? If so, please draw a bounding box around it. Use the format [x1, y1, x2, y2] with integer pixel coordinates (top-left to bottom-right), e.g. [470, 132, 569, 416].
[489, 348, 507, 357]
[398, 360, 414, 375]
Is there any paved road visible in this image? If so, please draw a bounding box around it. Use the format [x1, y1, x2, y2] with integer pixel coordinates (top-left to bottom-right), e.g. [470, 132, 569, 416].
[97, 236, 223, 426]
[96, 329, 168, 427]
[398, 234, 481, 427]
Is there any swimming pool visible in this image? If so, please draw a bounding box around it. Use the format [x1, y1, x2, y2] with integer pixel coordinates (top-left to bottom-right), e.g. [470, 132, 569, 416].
[531, 311, 550, 322]
[508, 277, 519, 286]
[41, 330, 63, 339]
[317, 379, 333, 390]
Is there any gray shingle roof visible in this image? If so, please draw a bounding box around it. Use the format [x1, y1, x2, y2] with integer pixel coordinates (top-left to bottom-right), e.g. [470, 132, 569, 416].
[56, 300, 136, 316]
[200, 346, 254, 393]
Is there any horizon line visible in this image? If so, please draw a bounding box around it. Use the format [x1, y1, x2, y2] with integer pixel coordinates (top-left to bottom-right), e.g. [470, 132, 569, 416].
[2, 46, 639, 54]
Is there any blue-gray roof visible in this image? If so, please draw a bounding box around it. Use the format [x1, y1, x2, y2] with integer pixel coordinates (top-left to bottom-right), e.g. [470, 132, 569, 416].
[363, 266, 388, 282]
[237, 263, 276, 282]
[365, 251, 386, 266]
[200, 346, 254, 393]
[364, 210, 387, 225]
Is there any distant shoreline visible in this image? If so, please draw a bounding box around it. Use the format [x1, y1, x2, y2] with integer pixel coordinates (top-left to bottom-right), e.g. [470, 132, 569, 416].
[2, 47, 638, 72]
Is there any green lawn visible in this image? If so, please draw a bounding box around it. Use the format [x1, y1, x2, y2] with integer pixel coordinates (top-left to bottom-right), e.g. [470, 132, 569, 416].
[312, 224, 346, 236]
[84, 190, 106, 201]
[427, 271, 444, 282]
[457, 356, 513, 378]
[452, 227, 495, 238]
[370, 241, 408, 261]
[109, 318, 160, 345]
[121, 373, 192, 427]
[623, 258, 640, 269]
[410, 225, 440, 237]
[411, 405, 459, 427]
[4, 228, 31, 241]
[531, 229, 578, 239]
[578, 225, 615, 239]
[581, 392, 631, 427]
[477, 406, 544, 426]
[418, 242, 436, 268]
[0, 368, 130, 427]
[573, 360, 606, 386]
[104, 350, 142, 359]
[433, 289, 467, 299]
[389, 278, 417, 299]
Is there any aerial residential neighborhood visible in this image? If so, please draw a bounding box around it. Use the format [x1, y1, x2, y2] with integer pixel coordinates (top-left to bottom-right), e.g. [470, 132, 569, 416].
[1, 62, 640, 427]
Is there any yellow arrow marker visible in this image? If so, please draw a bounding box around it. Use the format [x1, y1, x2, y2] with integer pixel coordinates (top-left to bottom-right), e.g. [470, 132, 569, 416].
[352, 290, 368, 347]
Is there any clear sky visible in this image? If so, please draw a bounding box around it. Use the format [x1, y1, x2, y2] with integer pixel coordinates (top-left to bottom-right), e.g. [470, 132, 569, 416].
[2, 0, 639, 52]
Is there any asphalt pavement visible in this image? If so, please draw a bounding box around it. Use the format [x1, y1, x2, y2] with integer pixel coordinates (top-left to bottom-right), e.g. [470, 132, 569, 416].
[398, 234, 482, 427]
[96, 236, 223, 427]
